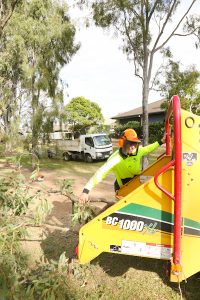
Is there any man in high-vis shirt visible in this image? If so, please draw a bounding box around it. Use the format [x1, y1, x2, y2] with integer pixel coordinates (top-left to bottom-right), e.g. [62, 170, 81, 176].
[79, 128, 165, 204]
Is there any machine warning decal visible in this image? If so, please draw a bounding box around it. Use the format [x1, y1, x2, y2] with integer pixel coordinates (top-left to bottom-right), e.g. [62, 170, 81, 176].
[183, 152, 197, 166]
[110, 245, 121, 253]
[121, 240, 172, 259]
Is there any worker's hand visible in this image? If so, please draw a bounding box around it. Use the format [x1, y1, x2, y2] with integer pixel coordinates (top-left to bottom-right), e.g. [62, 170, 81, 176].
[79, 192, 89, 205]
[115, 194, 123, 200]
[115, 190, 123, 200]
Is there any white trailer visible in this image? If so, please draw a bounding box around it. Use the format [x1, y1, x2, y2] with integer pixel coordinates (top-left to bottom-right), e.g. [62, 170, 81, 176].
[49, 133, 113, 162]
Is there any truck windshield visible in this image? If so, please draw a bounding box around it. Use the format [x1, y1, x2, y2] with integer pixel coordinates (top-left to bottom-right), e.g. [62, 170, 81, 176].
[93, 135, 111, 147]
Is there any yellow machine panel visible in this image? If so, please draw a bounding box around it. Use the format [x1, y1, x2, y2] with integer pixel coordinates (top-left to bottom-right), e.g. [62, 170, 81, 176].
[77, 101, 200, 283]
[79, 157, 174, 263]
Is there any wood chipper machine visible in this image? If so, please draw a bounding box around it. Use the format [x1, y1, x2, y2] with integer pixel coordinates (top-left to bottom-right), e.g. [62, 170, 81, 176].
[77, 95, 200, 282]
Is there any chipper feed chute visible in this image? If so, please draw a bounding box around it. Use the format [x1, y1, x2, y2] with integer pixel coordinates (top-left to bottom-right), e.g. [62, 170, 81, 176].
[77, 95, 200, 282]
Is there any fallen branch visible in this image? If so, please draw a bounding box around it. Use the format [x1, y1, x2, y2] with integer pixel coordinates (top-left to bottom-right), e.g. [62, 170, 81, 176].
[48, 189, 116, 205]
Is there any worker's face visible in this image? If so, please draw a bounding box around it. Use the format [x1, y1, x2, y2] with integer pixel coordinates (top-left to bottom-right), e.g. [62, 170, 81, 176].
[123, 140, 139, 155]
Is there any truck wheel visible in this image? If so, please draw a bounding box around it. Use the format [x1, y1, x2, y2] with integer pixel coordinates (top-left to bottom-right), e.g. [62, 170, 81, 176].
[63, 152, 70, 161]
[85, 154, 93, 163]
[47, 150, 53, 158]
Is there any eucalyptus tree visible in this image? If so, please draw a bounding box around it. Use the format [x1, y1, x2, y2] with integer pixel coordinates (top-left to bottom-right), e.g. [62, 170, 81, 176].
[159, 60, 200, 115]
[0, 22, 25, 151]
[1, 0, 79, 163]
[76, 0, 197, 156]
[0, 0, 23, 150]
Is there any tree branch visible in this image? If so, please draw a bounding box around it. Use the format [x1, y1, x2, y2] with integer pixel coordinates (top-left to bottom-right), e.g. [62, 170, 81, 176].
[152, 0, 177, 54]
[173, 27, 198, 37]
[148, 0, 196, 83]
[48, 189, 116, 205]
[148, 0, 160, 22]
[121, 7, 143, 79]
[0, 0, 20, 34]
[149, 64, 163, 90]
[133, 55, 144, 81]
[154, 0, 197, 52]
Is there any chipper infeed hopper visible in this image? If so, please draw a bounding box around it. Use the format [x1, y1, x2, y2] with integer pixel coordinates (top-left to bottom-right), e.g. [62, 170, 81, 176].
[77, 95, 200, 282]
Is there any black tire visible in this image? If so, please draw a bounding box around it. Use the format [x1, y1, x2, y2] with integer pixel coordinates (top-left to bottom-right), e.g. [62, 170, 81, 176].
[85, 153, 93, 163]
[63, 152, 71, 161]
[47, 150, 53, 159]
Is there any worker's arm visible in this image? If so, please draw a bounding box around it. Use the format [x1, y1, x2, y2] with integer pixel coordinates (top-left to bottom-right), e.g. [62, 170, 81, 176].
[139, 134, 165, 156]
[79, 152, 121, 204]
[139, 141, 159, 156]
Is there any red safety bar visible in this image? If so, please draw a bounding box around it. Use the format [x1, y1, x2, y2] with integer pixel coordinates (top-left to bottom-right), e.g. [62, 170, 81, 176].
[154, 95, 182, 267]
[154, 159, 175, 200]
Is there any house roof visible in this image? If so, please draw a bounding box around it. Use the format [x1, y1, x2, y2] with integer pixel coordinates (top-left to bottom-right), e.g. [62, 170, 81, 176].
[111, 99, 165, 119]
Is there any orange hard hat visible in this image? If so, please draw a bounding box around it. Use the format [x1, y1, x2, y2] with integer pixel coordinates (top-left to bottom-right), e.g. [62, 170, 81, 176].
[118, 128, 141, 148]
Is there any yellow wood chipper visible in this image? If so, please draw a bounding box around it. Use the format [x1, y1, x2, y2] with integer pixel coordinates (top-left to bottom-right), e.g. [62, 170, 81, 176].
[77, 95, 200, 282]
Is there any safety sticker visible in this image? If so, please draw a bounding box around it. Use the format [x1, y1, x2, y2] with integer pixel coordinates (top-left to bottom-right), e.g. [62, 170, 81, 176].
[110, 245, 121, 253]
[121, 240, 172, 259]
[183, 152, 197, 166]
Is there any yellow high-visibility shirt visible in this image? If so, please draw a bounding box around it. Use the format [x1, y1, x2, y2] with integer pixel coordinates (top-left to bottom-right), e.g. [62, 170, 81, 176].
[84, 142, 160, 192]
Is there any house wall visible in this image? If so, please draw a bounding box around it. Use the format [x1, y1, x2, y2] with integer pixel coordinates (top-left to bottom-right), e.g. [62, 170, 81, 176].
[149, 113, 165, 123]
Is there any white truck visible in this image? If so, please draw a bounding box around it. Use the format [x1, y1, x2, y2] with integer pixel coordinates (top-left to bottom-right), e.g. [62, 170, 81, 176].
[49, 133, 113, 162]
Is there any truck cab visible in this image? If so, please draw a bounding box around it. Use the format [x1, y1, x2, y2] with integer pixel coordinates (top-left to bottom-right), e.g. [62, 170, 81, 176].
[83, 134, 113, 162]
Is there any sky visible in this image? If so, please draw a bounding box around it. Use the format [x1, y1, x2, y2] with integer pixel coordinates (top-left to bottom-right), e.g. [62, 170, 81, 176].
[60, 1, 200, 119]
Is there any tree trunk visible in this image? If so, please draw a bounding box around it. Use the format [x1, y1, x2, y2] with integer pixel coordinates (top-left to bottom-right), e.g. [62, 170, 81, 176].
[31, 90, 39, 170]
[4, 100, 17, 153]
[4, 108, 11, 153]
[31, 133, 38, 170]
[142, 53, 150, 169]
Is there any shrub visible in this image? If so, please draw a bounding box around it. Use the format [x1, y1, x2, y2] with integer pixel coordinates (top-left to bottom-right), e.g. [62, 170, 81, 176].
[113, 121, 164, 143]
[149, 122, 165, 144]
[113, 121, 141, 138]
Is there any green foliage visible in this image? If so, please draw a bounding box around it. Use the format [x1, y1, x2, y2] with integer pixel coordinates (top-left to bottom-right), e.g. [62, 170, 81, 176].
[159, 60, 200, 115]
[0, 251, 28, 299]
[63, 96, 104, 132]
[0, 163, 56, 298]
[0, 0, 79, 154]
[33, 198, 52, 226]
[24, 252, 74, 299]
[57, 178, 95, 226]
[59, 178, 75, 195]
[0, 0, 21, 36]
[0, 217, 27, 257]
[114, 121, 142, 138]
[0, 172, 33, 215]
[114, 121, 164, 143]
[71, 202, 95, 225]
[88, 124, 111, 135]
[148, 122, 164, 144]
[0, 173, 30, 298]
[29, 168, 40, 182]
[0, 250, 81, 299]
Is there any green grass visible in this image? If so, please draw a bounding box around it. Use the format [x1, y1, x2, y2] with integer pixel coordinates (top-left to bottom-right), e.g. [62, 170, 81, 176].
[0, 143, 165, 171]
